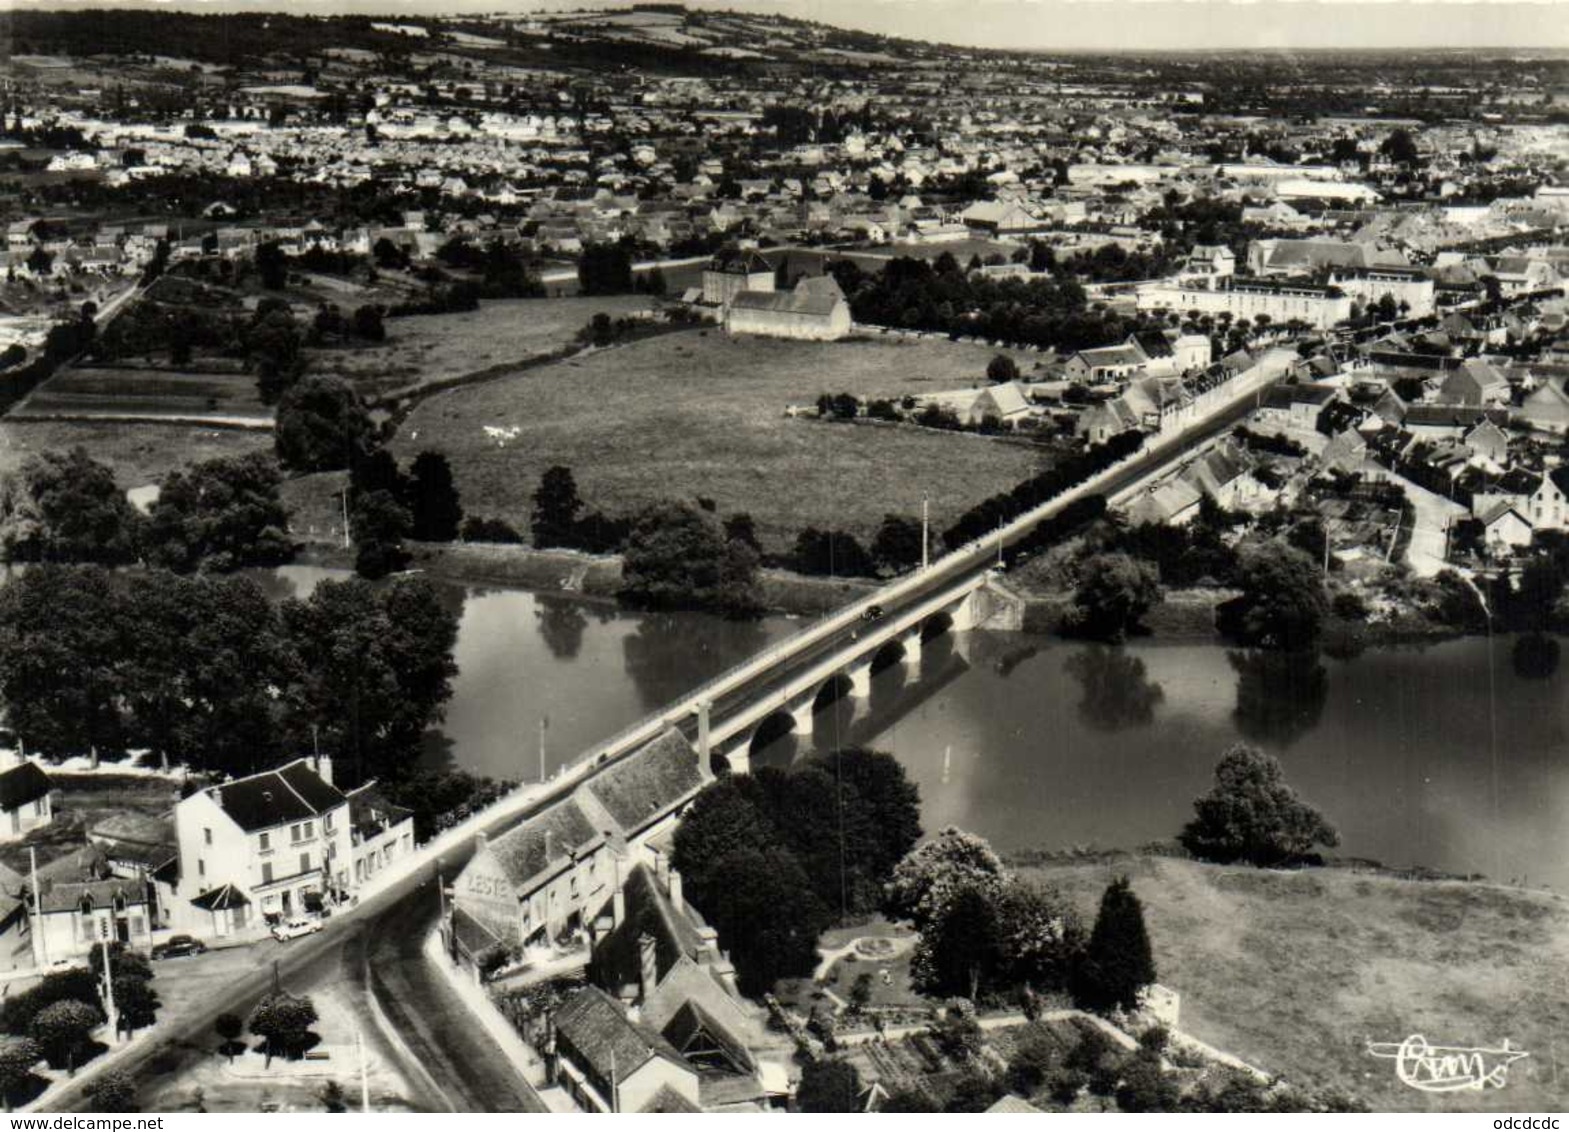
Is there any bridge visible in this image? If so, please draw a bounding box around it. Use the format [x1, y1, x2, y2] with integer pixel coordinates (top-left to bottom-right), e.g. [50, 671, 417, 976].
[573, 346, 1297, 781]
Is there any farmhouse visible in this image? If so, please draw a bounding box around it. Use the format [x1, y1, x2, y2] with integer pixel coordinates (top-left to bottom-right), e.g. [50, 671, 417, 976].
[702, 247, 773, 308]
[724, 275, 851, 341]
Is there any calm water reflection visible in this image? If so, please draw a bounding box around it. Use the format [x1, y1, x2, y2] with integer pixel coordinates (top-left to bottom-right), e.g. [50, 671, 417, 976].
[275, 567, 1569, 890]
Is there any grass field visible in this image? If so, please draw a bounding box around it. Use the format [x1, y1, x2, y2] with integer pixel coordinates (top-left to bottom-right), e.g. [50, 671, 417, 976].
[1018, 854, 1568, 1112]
[309, 294, 659, 402]
[387, 330, 1045, 552]
[0, 417, 271, 488]
[12, 364, 271, 426]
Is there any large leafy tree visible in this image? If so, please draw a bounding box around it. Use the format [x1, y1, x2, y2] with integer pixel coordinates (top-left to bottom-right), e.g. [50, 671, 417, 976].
[911, 885, 1006, 1001]
[86, 1070, 136, 1112]
[144, 452, 293, 573]
[0, 448, 141, 564]
[806, 747, 922, 882]
[274, 375, 372, 473]
[350, 489, 412, 580]
[620, 500, 761, 617]
[884, 826, 1006, 930]
[280, 575, 458, 784]
[1179, 743, 1340, 866]
[796, 1058, 865, 1113]
[870, 514, 924, 574]
[406, 450, 462, 542]
[29, 1000, 103, 1071]
[0, 1037, 41, 1109]
[1071, 876, 1156, 1014]
[1225, 541, 1327, 651]
[0, 565, 127, 756]
[996, 880, 1083, 992]
[249, 992, 317, 1066]
[1069, 553, 1163, 642]
[530, 466, 583, 549]
[700, 843, 831, 996]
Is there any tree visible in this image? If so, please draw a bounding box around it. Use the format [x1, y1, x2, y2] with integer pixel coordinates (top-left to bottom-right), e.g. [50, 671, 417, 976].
[0, 448, 141, 565]
[723, 513, 760, 551]
[215, 1013, 243, 1063]
[86, 1069, 136, 1112]
[530, 466, 583, 549]
[931, 998, 985, 1062]
[351, 304, 386, 342]
[1116, 1055, 1179, 1112]
[849, 972, 873, 1014]
[406, 451, 463, 542]
[274, 376, 372, 473]
[792, 528, 876, 578]
[871, 514, 924, 574]
[29, 1000, 103, 1072]
[1224, 542, 1327, 651]
[0, 1037, 41, 1110]
[110, 977, 157, 1035]
[1071, 876, 1156, 1014]
[247, 306, 305, 403]
[350, 489, 412, 580]
[884, 827, 1006, 930]
[620, 500, 761, 617]
[1069, 553, 1162, 642]
[808, 748, 922, 882]
[699, 843, 831, 996]
[254, 240, 289, 289]
[796, 1058, 864, 1113]
[911, 886, 1006, 1000]
[250, 992, 318, 1066]
[320, 1081, 348, 1112]
[145, 453, 293, 573]
[280, 575, 458, 784]
[996, 880, 1083, 992]
[1179, 743, 1340, 866]
[986, 354, 1020, 384]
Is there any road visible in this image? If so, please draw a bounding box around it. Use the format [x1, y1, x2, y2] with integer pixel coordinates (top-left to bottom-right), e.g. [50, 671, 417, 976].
[43, 356, 1282, 1114]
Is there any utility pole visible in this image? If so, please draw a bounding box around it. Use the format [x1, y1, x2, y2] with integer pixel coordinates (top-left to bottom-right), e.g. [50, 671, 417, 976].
[99, 925, 118, 1044]
[358, 1027, 370, 1113]
[538, 715, 548, 783]
[340, 490, 351, 550]
[29, 847, 44, 968]
[921, 494, 930, 571]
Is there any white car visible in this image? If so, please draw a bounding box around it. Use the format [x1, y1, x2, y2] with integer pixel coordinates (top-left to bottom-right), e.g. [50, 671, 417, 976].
[271, 918, 323, 942]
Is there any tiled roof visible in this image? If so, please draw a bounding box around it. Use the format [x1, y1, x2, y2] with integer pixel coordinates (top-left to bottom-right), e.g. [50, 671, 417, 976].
[485, 796, 604, 889]
[554, 985, 687, 1090]
[586, 729, 703, 836]
[0, 762, 51, 811]
[590, 864, 705, 995]
[208, 759, 346, 833]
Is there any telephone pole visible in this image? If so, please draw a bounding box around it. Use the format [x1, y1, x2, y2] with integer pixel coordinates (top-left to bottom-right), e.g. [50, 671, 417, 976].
[921, 494, 930, 570]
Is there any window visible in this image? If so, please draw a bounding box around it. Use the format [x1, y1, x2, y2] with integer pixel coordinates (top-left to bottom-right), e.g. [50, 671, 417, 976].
[259, 832, 270, 852]
[33, 800, 44, 817]
[324, 812, 333, 832]
[197, 859, 205, 878]
[300, 852, 311, 874]
[203, 827, 212, 846]
[262, 862, 273, 885]
[303, 821, 314, 840]
[290, 824, 301, 843]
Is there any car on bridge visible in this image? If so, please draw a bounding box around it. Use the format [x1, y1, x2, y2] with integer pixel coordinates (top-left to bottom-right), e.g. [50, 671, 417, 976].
[861, 604, 885, 622]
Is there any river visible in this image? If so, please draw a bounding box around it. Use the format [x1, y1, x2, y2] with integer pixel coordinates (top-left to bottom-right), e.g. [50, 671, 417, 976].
[277, 567, 1569, 892]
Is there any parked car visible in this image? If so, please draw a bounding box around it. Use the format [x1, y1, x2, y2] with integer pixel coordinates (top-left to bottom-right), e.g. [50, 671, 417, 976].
[861, 604, 885, 622]
[152, 934, 207, 960]
[271, 918, 323, 942]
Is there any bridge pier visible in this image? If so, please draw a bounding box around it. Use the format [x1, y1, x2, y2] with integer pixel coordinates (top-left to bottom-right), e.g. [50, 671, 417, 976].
[720, 742, 750, 776]
[901, 630, 923, 672]
[846, 660, 873, 699]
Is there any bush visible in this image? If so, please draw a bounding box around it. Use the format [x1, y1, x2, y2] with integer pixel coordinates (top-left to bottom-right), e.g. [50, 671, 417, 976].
[1331, 590, 1369, 621]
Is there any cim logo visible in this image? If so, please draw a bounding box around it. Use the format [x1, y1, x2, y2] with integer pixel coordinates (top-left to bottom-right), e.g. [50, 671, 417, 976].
[1366, 1035, 1529, 1093]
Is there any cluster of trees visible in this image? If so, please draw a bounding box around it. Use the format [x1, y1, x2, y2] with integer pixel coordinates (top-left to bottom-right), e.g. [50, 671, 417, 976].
[0, 950, 159, 1093]
[1179, 744, 1340, 866]
[829, 255, 1168, 353]
[0, 448, 294, 574]
[885, 828, 1152, 1013]
[786, 514, 926, 579]
[1065, 553, 1164, 642]
[576, 241, 635, 296]
[942, 430, 1141, 551]
[670, 749, 922, 995]
[346, 449, 463, 578]
[0, 565, 457, 782]
[309, 301, 387, 346]
[274, 375, 375, 474]
[529, 466, 628, 555]
[620, 500, 761, 618]
[435, 238, 546, 300]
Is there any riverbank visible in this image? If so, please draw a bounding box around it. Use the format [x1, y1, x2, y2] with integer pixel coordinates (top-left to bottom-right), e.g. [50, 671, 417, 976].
[1009, 852, 1566, 1113]
[300, 541, 879, 617]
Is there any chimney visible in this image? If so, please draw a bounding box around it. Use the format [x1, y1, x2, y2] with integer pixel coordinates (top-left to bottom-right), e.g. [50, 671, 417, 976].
[316, 754, 334, 786]
[668, 867, 684, 914]
[543, 829, 554, 862]
[637, 932, 658, 1001]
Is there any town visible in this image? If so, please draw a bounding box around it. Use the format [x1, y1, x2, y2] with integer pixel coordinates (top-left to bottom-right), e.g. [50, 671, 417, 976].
[0, 0, 1566, 1118]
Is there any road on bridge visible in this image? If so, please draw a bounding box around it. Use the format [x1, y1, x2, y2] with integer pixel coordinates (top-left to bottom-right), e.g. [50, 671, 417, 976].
[42, 360, 1278, 1114]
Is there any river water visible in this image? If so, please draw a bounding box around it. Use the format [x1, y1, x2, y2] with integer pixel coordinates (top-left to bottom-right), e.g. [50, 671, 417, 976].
[277, 567, 1569, 892]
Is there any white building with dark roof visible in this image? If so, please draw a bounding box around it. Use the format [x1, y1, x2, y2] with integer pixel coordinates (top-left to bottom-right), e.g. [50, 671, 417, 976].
[172, 755, 352, 934]
[723, 275, 851, 341]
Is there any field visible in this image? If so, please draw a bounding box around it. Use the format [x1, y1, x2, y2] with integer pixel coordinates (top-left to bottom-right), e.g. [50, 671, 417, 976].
[0, 417, 271, 489]
[309, 294, 659, 402]
[12, 364, 271, 426]
[387, 330, 1045, 552]
[1018, 854, 1569, 1112]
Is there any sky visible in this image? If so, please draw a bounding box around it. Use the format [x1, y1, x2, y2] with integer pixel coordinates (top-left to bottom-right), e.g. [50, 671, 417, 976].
[11, 0, 1569, 52]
